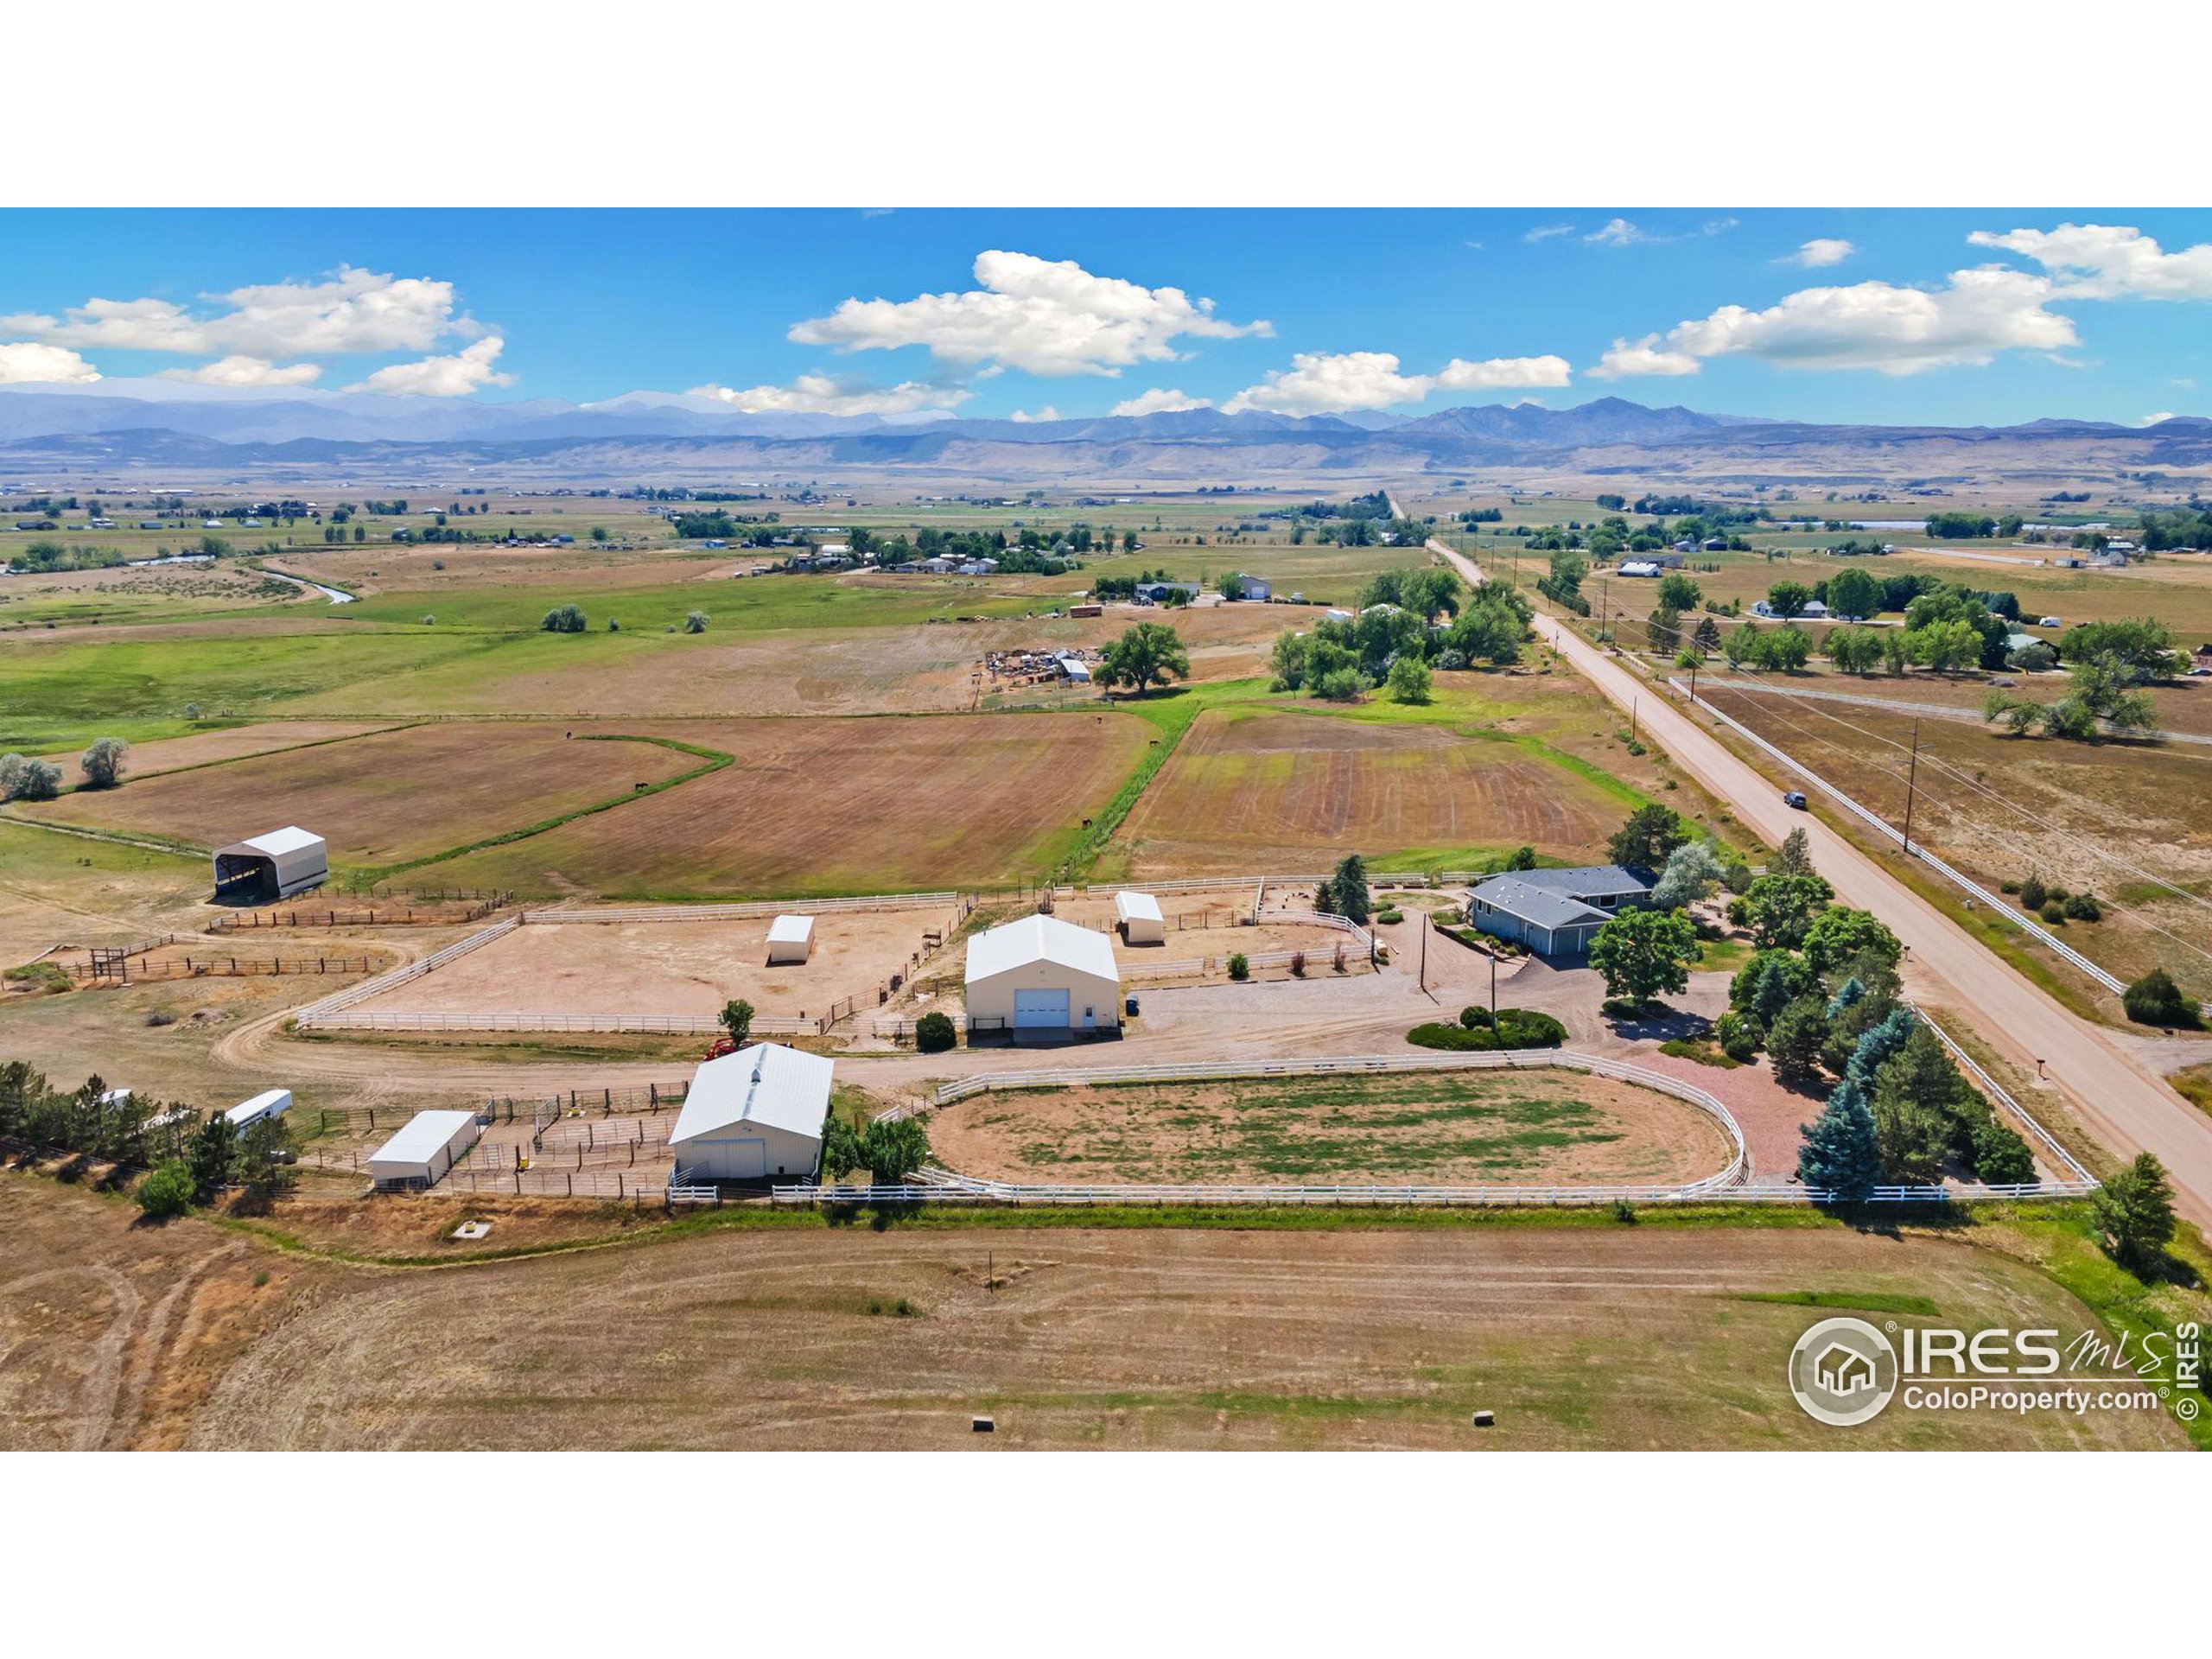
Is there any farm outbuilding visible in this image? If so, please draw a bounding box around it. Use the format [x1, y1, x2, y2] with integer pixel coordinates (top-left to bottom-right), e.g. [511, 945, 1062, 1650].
[669, 1042, 832, 1181]
[766, 914, 815, 964]
[1115, 889, 1165, 945]
[965, 914, 1121, 1039]
[367, 1109, 482, 1189]
[224, 1088, 292, 1133]
[212, 826, 327, 904]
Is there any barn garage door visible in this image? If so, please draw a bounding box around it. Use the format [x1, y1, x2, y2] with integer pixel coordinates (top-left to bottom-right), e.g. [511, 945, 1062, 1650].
[1013, 988, 1071, 1029]
[708, 1138, 767, 1179]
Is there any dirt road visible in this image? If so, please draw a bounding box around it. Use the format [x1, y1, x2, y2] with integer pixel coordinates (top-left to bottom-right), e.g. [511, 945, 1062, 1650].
[1430, 537, 2212, 1224]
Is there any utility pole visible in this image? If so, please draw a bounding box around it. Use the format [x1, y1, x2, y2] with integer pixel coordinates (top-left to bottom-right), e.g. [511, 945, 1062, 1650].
[1490, 945, 1497, 1028]
[1419, 908, 1428, 995]
[1901, 717, 1922, 856]
[1630, 696, 1638, 746]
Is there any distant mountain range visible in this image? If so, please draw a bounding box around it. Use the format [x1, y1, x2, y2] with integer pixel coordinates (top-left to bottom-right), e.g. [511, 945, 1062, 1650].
[2, 382, 2208, 483]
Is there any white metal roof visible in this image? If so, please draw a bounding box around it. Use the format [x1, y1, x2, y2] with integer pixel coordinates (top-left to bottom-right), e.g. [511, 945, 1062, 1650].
[965, 913, 1120, 986]
[216, 825, 324, 858]
[671, 1042, 833, 1145]
[368, 1109, 479, 1166]
[766, 914, 814, 944]
[1115, 890, 1163, 924]
[224, 1088, 291, 1125]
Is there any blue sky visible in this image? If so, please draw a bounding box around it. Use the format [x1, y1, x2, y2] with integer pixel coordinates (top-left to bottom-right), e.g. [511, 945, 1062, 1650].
[1, 208, 2207, 426]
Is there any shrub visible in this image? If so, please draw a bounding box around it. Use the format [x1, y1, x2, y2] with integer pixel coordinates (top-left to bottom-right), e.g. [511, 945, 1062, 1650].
[135, 1160, 196, 1219]
[1969, 1116, 2037, 1186]
[1601, 996, 1646, 1020]
[2018, 872, 2047, 912]
[1227, 952, 1250, 982]
[1459, 1005, 1494, 1030]
[2122, 968, 2198, 1028]
[1715, 1010, 1763, 1061]
[540, 603, 588, 632]
[4, 961, 70, 995]
[914, 1011, 957, 1052]
[1407, 1009, 1565, 1052]
[2063, 892, 2101, 921]
[683, 611, 709, 633]
[2038, 900, 2065, 925]
[1375, 907, 1403, 925]
[1288, 950, 1306, 977]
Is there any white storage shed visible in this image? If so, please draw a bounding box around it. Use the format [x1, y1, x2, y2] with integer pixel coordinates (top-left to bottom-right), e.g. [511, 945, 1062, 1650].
[225, 1088, 292, 1133]
[964, 914, 1121, 1037]
[1115, 889, 1165, 945]
[669, 1042, 831, 1181]
[212, 826, 328, 904]
[766, 914, 815, 964]
[367, 1109, 482, 1189]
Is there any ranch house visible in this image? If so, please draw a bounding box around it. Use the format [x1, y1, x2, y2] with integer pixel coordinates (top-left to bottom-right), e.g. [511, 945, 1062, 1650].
[669, 1042, 832, 1181]
[965, 913, 1122, 1040]
[1465, 865, 1654, 957]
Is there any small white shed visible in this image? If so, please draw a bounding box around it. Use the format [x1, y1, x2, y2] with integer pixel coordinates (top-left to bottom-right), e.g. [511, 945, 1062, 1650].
[1115, 889, 1165, 945]
[670, 1042, 832, 1181]
[367, 1109, 482, 1189]
[766, 914, 815, 964]
[964, 914, 1121, 1037]
[213, 826, 328, 903]
[225, 1088, 292, 1133]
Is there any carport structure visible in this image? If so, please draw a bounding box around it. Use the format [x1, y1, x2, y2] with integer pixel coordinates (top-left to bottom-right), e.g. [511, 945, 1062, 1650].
[212, 825, 328, 904]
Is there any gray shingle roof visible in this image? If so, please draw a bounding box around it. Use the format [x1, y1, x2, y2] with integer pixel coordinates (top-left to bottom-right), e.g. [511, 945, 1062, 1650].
[1468, 878, 1610, 931]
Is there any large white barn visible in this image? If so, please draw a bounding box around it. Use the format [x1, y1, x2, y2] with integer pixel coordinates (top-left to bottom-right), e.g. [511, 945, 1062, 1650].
[669, 1042, 832, 1181]
[212, 826, 328, 903]
[964, 913, 1121, 1038]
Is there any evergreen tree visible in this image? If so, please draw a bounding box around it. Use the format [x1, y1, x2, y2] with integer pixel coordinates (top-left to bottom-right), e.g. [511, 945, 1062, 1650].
[1969, 1116, 2037, 1186]
[1846, 1007, 1917, 1088]
[188, 1112, 235, 1198]
[1330, 853, 1371, 925]
[1797, 1078, 1883, 1202]
[2092, 1154, 2177, 1274]
[1771, 826, 1815, 879]
[1767, 993, 1832, 1085]
[1824, 976, 1866, 1020]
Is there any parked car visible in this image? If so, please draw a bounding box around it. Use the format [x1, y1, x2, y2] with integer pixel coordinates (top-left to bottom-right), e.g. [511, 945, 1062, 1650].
[1783, 791, 1808, 810]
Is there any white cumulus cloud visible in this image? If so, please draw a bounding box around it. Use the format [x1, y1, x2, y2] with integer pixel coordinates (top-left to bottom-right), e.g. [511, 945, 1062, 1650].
[1968, 222, 2212, 301]
[1594, 267, 2076, 378]
[685, 373, 971, 416]
[1, 265, 470, 359]
[156, 354, 323, 388]
[347, 336, 514, 397]
[1007, 406, 1061, 423]
[1224, 350, 1571, 414]
[1587, 336, 1704, 379]
[2138, 411, 2177, 426]
[788, 250, 1269, 378]
[1109, 387, 1213, 416]
[0, 341, 101, 384]
[1586, 218, 1650, 247]
[1783, 238, 1858, 268]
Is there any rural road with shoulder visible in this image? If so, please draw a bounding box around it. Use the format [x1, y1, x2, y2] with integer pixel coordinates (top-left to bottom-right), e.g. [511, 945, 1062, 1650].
[1428, 531, 2212, 1225]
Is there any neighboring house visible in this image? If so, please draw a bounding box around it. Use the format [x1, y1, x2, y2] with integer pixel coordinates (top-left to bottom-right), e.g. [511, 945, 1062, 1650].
[1799, 599, 1829, 618]
[1134, 581, 1201, 605]
[1234, 575, 1273, 601]
[1465, 865, 1654, 957]
[1617, 560, 1662, 578]
[964, 913, 1122, 1039]
[670, 1042, 832, 1181]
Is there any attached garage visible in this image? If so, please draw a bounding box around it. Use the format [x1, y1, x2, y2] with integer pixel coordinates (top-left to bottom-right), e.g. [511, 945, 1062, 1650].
[766, 914, 815, 964]
[1115, 889, 1165, 946]
[669, 1041, 831, 1182]
[367, 1109, 482, 1189]
[964, 913, 1121, 1041]
[212, 826, 328, 904]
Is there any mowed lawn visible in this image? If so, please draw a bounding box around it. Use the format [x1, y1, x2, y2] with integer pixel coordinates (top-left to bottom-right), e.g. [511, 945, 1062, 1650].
[413, 710, 1154, 898]
[25, 723, 702, 868]
[1115, 706, 1639, 874]
[931, 1070, 1738, 1186]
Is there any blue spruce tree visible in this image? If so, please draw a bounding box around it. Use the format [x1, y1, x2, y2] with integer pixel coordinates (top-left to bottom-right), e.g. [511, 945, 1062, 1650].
[1825, 976, 1866, 1020]
[1798, 1078, 1883, 1202]
[1846, 1007, 1917, 1088]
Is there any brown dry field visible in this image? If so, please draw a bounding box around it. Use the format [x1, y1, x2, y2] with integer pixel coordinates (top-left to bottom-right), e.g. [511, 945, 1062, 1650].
[2, 1173, 2185, 1450]
[930, 1069, 1735, 1187]
[1703, 685, 2212, 1002]
[412, 712, 1153, 898]
[35, 720, 401, 783]
[360, 907, 961, 1022]
[1116, 708, 1630, 874]
[26, 723, 700, 865]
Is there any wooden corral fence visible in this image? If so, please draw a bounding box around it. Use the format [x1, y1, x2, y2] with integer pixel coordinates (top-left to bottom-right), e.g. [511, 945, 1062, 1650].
[211, 891, 512, 931]
[67, 952, 383, 983]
